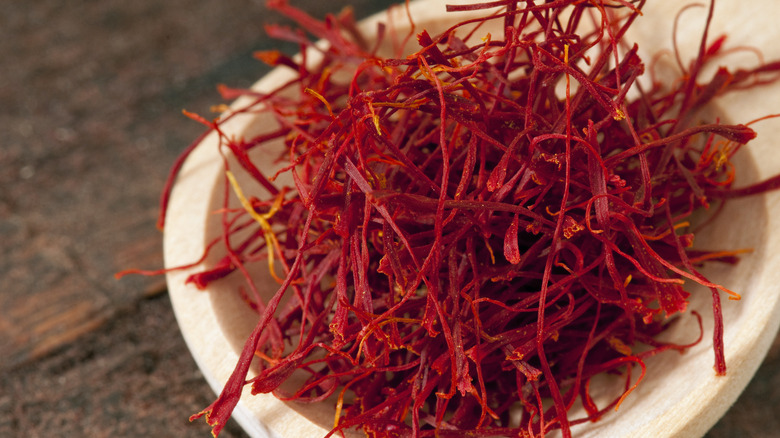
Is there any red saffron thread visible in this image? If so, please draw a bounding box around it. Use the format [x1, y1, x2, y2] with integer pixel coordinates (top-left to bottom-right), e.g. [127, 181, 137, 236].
[134, 0, 780, 436]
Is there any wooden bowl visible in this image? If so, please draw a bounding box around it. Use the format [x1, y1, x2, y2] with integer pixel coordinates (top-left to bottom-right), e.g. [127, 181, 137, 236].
[164, 1, 780, 436]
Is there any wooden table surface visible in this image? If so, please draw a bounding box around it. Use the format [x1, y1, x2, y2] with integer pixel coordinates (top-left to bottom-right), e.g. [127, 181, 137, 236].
[1, 1, 778, 437]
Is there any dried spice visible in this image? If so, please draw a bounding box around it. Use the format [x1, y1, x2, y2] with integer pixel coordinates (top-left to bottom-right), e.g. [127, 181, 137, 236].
[150, 0, 780, 436]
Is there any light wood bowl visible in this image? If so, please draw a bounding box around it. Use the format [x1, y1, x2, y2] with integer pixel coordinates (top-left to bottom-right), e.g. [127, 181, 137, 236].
[164, 1, 780, 436]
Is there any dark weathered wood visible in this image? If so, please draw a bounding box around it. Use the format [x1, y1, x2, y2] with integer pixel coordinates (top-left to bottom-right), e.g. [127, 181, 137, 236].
[0, 293, 251, 437]
[0, 0, 397, 371]
[1, 0, 271, 370]
[0, 0, 778, 436]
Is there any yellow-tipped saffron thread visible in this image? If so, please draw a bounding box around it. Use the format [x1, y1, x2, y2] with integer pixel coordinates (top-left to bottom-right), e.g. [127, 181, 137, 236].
[615, 359, 646, 411]
[355, 317, 422, 361]
[368, 103, 383, 135]
[641, 221, 691, 241]
[305, 87, 334, 117]
[688, 248, 753, 264]
[226, 170, 284, 283]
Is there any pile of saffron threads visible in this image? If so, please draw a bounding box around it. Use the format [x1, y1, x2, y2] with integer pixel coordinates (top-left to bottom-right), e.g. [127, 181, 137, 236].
[156, 0, 780, 436]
